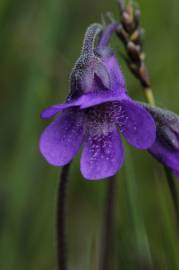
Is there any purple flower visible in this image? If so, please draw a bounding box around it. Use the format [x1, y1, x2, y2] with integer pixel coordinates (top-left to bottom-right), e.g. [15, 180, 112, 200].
[39, 24, 156, 180]
[144, 104, 179, 178]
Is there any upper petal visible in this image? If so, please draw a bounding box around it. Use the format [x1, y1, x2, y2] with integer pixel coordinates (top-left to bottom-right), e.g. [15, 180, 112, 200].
[80, 91, 128, 109]
[116, 99, 156, 149]
[40, 98, 84, 119]
[40, 91, 127, 120]
[39, 109, 84, 166]
[80, 128, 124, 180]
[95, 47, 127, 94]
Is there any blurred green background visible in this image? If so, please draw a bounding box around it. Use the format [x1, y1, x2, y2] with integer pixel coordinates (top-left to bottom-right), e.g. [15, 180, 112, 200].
[1, 0, 179, 269]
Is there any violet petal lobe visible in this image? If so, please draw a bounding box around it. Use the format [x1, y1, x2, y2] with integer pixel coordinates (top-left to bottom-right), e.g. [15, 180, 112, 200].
[80, 89, 127, 109]
[149, 138, 179, 173]
[116, 99, 156, 149]
[40, 89, 127, 120]
[40, 98, 84, 119]
[39, 109, 84, 166]
[80, 128, 124, 180]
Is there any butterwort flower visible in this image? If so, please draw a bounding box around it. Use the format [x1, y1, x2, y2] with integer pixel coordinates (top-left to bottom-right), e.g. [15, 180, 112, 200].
[39, 23, 156, 180]
[144, 104, 179, 178]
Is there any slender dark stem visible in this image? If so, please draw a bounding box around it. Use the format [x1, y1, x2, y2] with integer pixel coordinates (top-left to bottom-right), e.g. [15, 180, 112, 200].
[100, 176, 116, 270]
[164, 167, 179, 233]
[56, 163, 71, 270]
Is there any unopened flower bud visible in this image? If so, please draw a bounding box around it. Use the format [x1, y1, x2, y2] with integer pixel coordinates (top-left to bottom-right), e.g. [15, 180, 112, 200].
[142, 104, 179, 178]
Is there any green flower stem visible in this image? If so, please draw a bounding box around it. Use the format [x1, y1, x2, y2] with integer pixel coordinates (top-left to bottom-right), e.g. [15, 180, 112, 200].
[144, 88, 155, 107]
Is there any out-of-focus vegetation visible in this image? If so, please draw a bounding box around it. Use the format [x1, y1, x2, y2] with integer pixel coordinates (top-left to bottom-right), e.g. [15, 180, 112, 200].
[1, 0, 179, 269]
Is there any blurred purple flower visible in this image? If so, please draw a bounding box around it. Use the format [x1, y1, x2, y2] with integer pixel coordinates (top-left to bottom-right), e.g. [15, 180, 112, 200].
[144, 105, 179, 178]
[39, 24, 156, 180]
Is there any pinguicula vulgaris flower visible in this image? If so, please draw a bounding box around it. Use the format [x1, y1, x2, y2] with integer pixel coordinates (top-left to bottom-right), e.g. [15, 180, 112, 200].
[144, 104, 179, 178]
[39, 23, 156, 180]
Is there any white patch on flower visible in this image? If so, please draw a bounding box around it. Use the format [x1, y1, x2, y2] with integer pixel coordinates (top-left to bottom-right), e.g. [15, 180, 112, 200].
[87, 132, 114, 165]
[84, 102, 126, 137]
